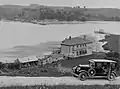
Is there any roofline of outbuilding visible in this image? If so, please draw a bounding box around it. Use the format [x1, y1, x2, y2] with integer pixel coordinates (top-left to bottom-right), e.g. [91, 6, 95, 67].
[61, 42, 93, 46]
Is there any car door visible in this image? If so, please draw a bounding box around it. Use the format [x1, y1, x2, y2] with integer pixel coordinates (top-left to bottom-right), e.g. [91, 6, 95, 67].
[95, 62, 104, 75]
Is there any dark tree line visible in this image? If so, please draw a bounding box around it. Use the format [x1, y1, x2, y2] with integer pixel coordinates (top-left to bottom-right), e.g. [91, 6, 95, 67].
[6, 63, 21, 70]
[0, 60, 21, 70]
[14, 8, 89, 21]
[105, 52, 120, 71]
[13, 7, 120, 22]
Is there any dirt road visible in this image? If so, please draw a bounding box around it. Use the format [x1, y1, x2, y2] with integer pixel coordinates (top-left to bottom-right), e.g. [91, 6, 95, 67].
[0, 76, 120, 87]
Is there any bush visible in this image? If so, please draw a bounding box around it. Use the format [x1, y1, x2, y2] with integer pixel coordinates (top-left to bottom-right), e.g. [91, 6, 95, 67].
[40, 69, 48, 72]
[7, 63, 21, 70]
[0, 62, 5, 69]
[105, 52, 120, 75]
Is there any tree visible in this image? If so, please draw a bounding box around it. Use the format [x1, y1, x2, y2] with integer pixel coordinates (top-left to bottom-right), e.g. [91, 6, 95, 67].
[105, 51, 120, 71]
[14, 59, 20, 64]
[0, 62, 3, 69]
[13, 59, 21, 69]
[80, 16, 87, 21]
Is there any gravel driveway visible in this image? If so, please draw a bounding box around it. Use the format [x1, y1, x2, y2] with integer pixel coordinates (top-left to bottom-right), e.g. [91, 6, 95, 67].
[0, 76, 120, 87]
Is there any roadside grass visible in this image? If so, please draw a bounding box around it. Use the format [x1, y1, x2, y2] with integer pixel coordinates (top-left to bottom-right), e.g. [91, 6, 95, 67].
[0, 61, 72, 77]
[61, 54, 106, 68]
[1, 85, 120, 89]
[0, 52, 120, 77]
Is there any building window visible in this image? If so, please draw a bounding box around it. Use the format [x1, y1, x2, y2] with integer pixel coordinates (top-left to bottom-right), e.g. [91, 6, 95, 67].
[84, 50, 87, 54]
[77, 45, 79, 48]
[72, 46, 74, 51]
[80, 44, 81, 47]
[81, 44, 82, 47]
[72, 52, 74, 54]
[83, 50, 87, 54]
[77, 51, 79, 56]
[79, 51, 81, 55]
[83, 50, 85, 54]
[80, 50, 87, 55]
[81, 50, 83, 54]
[83, 44, 84, 47]
[74, 46, 77, 49]
[83, 44, 86, 47]
[82, 44, 84, 47]
[74, 45, 76, 50]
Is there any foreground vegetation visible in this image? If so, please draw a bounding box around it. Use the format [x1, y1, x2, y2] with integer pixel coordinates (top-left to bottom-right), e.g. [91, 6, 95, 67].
[1, 85, 120, 89]
[0, 52, 120, 77]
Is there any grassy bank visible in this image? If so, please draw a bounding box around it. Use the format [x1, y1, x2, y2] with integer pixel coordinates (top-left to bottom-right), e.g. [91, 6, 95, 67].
[0, 61, 72, 77]
[1, 85, 120, 89]
[61, 54, 106, 68]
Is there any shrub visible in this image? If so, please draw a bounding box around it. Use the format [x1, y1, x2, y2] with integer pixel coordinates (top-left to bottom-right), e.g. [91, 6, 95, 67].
[40, 69, 48, 72]
[7, 63, 21, 70]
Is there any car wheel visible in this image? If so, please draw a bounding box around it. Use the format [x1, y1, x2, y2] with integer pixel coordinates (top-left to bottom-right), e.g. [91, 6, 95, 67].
[88, 69, 96, 77]
[78, 72, 88, 81]
[107, 73, 115, 81]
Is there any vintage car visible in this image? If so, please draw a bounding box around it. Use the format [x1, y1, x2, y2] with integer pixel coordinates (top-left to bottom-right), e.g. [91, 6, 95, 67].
[72, 59, 118, 81]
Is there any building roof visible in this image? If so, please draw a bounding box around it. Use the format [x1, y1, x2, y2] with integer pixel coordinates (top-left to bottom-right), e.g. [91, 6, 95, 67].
[89, 59, 116, 63]
[61, 37, 92, 46]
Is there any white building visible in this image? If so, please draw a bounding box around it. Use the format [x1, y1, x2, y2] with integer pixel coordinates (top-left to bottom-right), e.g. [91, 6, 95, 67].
[61, 36, 93, 57]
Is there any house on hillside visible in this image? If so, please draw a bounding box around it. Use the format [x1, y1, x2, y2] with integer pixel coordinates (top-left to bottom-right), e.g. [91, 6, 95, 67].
[99, 34, 120, 54]
[52, 47, 61, 54]
[61, 36, 93, 58]
[38, 53, 63, 66]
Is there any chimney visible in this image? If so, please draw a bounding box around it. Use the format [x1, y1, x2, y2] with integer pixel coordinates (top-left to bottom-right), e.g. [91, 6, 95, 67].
[62, 37, 67, 43]
[83, 35, 86, 40]
[65, 38, 67, 40]
[69, 36, 71, 40]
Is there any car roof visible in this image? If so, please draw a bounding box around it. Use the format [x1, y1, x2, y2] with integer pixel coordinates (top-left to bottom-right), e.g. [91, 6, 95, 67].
[89, 59, 116, 63]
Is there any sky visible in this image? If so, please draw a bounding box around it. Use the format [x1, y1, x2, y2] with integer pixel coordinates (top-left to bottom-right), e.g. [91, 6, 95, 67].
[0, 0, 120, 8]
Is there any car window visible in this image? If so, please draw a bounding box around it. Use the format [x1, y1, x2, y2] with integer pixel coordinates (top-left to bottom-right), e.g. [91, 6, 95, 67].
[111, 63, 116, 69]
[96, 62, 102, 68]
[90, 61, 95, 67]
[103, 62, 108, 68]
[103, 62, 107, 65]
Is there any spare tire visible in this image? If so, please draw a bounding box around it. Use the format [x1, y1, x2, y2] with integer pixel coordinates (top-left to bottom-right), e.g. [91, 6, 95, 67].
[88, 68, 96, 76]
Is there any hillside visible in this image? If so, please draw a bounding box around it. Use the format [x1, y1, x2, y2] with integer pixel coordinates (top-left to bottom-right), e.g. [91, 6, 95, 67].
[0, 5, 120, 21]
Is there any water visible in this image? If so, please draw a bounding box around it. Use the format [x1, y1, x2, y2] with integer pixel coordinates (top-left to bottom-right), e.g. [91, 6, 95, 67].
[0, 21, 120, 60]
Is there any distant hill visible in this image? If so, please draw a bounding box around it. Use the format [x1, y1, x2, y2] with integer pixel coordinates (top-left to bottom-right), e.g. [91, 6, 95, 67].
[0, 5, 120, 21]
[88, 8, 120, 17]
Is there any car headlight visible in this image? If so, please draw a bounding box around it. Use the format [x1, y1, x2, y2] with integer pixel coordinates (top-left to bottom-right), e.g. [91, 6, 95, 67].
[76, 67, 81, 71]
[73, 66, 77, 70]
